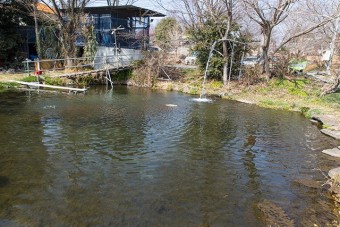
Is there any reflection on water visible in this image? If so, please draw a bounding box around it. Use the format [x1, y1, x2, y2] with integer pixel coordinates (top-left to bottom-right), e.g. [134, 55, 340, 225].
[0, 87, 339, 226]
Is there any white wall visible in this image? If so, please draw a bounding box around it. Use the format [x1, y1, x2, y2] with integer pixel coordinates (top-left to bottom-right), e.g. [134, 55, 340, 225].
[94, 46, 143, 69]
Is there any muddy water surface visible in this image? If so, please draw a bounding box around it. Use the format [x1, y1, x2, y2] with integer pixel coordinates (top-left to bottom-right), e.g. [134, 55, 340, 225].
[0, 87, 339, 226]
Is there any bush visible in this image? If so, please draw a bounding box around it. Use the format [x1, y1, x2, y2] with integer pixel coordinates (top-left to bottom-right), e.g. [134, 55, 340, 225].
[240, 65, 263, 85]
[112, 69, 132, 82]
[270, 55, 291, 78]
[129, 51, 165, 87]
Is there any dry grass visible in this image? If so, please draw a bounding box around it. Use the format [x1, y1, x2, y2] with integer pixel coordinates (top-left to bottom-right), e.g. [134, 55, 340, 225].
[0, 73, 28, 82]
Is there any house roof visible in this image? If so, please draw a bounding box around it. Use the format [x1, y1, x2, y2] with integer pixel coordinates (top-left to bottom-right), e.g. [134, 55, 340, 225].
[36, 2, 55, 14]
[83, 5, 165, 17]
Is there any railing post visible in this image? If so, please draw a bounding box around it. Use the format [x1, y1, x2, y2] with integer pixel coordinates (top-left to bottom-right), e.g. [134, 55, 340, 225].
[36, 58, 40, 71]
[25, 59, 30, 76]
[36, 58, 40, 83]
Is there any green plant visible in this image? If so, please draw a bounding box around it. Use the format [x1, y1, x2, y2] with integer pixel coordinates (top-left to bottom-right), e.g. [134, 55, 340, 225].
[0, 82, 18, 92]
[187, 17, 251, 81]
[83, 23, 97, 63]
[74, 75, 94, 87]
[21, 76, 38, 82]
[166, 83, 173, 91]
[189, 86, 200, 95]
[303, 108, 321, 119]
[113, 69, 132, 81]
[259, 99, 293, 110]
[320, 93, 340, 106]
[44, 76, 64, 86]
[0, 1, 32, 61]
[154, 17, 182, 51]
[41, 26, 60, 59]
[272, 78, 309, 97]
[209, 80, 223, 89]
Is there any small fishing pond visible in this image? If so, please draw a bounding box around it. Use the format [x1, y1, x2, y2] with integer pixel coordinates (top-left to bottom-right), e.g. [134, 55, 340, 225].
[0, 87, 339, 226]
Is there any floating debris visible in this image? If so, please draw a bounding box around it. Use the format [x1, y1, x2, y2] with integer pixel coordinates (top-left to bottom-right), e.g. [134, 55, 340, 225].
[165, 104, 177, 107]
[43, 105, 56, 109]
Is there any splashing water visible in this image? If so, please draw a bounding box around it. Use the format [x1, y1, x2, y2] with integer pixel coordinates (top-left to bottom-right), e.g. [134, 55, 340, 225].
[193, 40, 218, 103]
[191, 97, 213, 103]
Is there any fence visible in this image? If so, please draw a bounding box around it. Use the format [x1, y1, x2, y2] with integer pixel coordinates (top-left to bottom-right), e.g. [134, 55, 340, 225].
[22, 51, 143, 76]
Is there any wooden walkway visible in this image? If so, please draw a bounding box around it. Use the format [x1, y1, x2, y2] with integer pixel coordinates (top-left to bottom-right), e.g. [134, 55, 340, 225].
[55, 66, 131, 79]
[10, 80, 87, 92]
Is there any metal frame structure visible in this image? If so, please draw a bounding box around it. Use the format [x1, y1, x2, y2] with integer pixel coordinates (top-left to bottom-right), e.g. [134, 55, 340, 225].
[83, 5, 165, 49]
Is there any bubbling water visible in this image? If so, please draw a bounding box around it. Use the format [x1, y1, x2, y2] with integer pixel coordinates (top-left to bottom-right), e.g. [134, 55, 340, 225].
[191, 97, 213, 103]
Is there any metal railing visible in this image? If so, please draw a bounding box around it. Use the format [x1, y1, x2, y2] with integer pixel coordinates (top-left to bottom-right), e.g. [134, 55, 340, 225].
[22, 52, 143, 76]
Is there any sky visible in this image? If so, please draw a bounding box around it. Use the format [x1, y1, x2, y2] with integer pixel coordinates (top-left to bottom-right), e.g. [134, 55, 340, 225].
[88, 0, 168, 14]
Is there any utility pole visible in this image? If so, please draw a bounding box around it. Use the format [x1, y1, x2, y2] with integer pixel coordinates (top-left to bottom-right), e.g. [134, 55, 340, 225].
[326, 16, 339, 75]
[33, 0, 42, 58]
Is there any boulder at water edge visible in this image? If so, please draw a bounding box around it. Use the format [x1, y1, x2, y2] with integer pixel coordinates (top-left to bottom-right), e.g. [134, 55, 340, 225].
[328, 167, 340, 180]
[322, 147, 340, 158]
[321, 129, 340, 140]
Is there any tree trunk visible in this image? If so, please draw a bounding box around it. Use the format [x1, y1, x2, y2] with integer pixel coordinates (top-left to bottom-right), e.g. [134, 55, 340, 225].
[62, 25, 76, 68]
[66, 55, 73, 68]
[222, 41, 228, 85]
[262, 46, 270, 80]
[222, 19, 232, 85]
[261, 27, 272, 81]
[33, 1, 42, 58]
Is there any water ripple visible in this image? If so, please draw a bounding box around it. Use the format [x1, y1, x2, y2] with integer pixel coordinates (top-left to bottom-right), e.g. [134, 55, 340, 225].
[0, 88, 339, 226]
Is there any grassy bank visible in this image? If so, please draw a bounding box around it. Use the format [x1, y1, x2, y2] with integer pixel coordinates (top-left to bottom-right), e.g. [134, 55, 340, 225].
[155, 69, 340, 126]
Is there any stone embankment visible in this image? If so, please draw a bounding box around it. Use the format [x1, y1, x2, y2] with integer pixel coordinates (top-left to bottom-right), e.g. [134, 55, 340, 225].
[312, 114, 340, 140]
[315, 114, 340, 206]
[325, 167, 340, 205]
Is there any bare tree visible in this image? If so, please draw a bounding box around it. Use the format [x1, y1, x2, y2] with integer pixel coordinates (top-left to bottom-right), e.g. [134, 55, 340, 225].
[221, 0, 235, 85]
[242, 0, 297, 80]
[242, 0, 338, 80]
[321, 69, 340, 95]
[157, 0, 240, 85]
[273, 0, 338, 55]
[34, 0, 91, 67]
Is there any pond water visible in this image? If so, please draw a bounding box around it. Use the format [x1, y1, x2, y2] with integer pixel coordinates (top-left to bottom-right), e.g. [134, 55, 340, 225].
[0, 87, 339, 226]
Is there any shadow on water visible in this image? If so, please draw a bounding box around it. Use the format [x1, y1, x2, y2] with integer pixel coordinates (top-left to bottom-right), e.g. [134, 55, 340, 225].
[0, 176, 9, 187]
